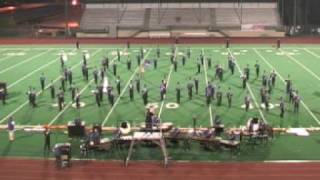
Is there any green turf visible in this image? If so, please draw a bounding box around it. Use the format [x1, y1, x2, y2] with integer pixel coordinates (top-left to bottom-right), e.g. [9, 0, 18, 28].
[1, 44, 320, 128]
[1, 44, 320, 160]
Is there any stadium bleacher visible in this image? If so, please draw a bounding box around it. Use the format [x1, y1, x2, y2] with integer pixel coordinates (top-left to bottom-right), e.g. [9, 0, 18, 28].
[79, 5, 280, 37]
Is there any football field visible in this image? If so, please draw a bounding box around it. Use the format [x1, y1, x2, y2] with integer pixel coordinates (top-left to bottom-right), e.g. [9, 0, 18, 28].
[1, 44, 320, 130]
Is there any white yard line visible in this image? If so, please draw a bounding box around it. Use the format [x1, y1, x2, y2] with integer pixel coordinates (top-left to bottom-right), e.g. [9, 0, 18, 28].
[158, 49, 176, 119]
[303, 48, 320, 58]
[0, 49, 102, 124]
[227, 48, 267, 123]
[254, 48, 320, 125]
[48, 79, 94, 126]
[0, 49, 51, 74]
[101, 49, 152, 126]
[279, 48, 320, 82]
[201, 48, 214, 126]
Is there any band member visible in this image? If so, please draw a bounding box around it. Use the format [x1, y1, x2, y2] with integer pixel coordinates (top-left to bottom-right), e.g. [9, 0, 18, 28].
[187, 47, 191, 59]
[156, 46, 160, 58]
[230, 59, 235, 75]
[93, 68, 99, 85]
[162, 78, 167, 94]
[142, 85, 148, 105]
[108, 90, 114, 106]
[285, 75, 292, 94]
[27, 87, 37, 107]
[254, 61, 260, 78]
[244, 93, 251, 112]
[270, 70, 277, 87]
[117, 49, 120, 61]
[100, 67, 105, 80]
[57, 89, 64, 111]
[173, 59, 178, 72]
[67, 69, 73, 86]
[241, 74, 247, 89]
[40, 73, 46, 91]
[43, 127, 51, 154]
[135, 75, 141, 93]
[60, 76, 66, 92]
[93, 88, 101, 107]
[70, 83, 76, 102]
[113, 62, 117, 76]
[129, 81, 134, 101]
[267, 77, 273, 94]
[60, 53, 65, 68]
[208, 80, 215, 100]
[76, 40, 79, 49]
[228, 54, 233, 71]
[187, 78, 194, 100]
[207, 57, 212, 69]
[216, 87, 222, 106]
[196, 59, 201, 74]
[82, 64, 89, 81]
[226, 38, 230, 48]
[277, 39, 281, 49]
[260, 87, 266, 103]
[75, 88, 80, 109]
[279, 97, 285, 118]
[102, 57, 109, 71]
[205, 85, 212, 106]
[244, 64, 250, 80]
[127, 57, 132, 70]
[293, 91, 300, 113]
[139, 64, 145, 77]
[136, 55, 141, 66]
[215, 64, 223, 81]
[182, 56, 186, 66]
[145, 108, 153, 129]
[116, 76, 121, 95]
[160, 81, 166, 101]
[194, 77, 199, 95]
[289, 88, 295, 103]
[262, 71, 267, 87]
[170, 54, 174, 64]
[83, 51, 88, 66]
[153, 58, 157, 69]
[0, 88, 6, 105]
[176, 82, 181, 104]
[226, 87, 233, 108]
[264, 92, 270, 111]
[97, 82, 103, 101]
[200, 54, 204, 65]
[63, 68, 69, 82]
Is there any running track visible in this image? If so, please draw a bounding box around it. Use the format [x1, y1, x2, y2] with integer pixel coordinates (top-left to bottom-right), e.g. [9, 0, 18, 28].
[0, 158, 320, 180]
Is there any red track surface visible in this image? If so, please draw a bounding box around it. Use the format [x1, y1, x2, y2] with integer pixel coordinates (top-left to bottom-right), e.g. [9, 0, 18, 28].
[0, 158, 320, 180]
